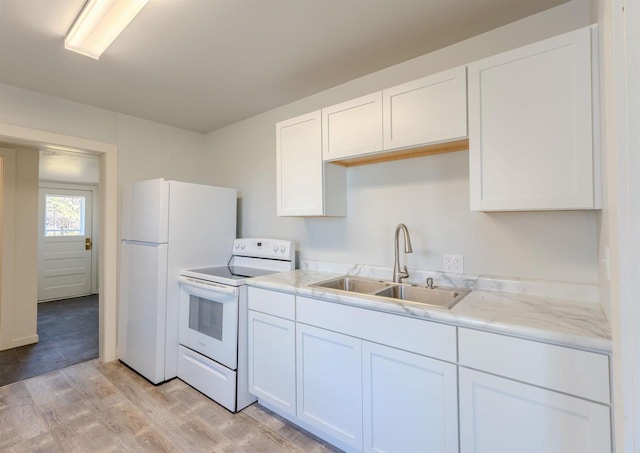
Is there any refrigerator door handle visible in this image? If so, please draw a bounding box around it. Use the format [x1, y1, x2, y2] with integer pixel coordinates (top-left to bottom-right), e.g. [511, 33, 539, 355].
[178, 276, 237, 297]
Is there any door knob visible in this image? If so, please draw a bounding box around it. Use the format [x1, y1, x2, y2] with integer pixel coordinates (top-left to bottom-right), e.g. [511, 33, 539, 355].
[85, 237, 93, 250]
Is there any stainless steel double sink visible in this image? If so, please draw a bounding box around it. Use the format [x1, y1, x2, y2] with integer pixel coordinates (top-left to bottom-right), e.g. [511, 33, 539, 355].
[309, 276, 470, 309]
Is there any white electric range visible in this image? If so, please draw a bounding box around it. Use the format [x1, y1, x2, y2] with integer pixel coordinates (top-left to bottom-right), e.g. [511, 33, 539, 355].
[177, 238, 295, 412]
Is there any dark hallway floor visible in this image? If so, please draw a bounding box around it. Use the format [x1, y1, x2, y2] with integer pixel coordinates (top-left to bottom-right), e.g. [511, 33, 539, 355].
[0, 294, 98, 387]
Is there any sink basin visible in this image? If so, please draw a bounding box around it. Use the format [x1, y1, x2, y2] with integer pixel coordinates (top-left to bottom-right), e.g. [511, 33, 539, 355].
[311, 276, 391, 294]
[310, 275, 470, 309]
[374, 284, 470, 309]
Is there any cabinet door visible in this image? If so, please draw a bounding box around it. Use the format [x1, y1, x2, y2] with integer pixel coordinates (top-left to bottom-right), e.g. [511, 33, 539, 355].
[276, 111, 346, 216]
[468, 26, 596, 211]
[276, 111, 324, 216]
[322, 92, 383, 161]
[383, 66, 467, 151]
[248, 311, 296, 416]
[297, 324, 362, 450]
[362, 342, 458, 453]
[459, 367, 611, 453]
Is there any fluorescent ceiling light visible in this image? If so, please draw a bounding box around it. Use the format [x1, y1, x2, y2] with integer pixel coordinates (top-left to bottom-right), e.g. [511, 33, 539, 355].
[65, 0, 149, 59]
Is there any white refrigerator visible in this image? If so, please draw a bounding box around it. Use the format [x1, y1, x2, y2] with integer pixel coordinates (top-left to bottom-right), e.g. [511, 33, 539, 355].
[118, 178, 236, 384]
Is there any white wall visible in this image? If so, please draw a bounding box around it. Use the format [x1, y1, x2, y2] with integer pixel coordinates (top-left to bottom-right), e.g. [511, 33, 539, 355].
[593, 0, 640, 450]
[203, 0, 598, 284]
[115, 113, 205, 189]
[0, 146, 39, 350]
[0, 83, 117, 144]
[0, 84, 206, 353]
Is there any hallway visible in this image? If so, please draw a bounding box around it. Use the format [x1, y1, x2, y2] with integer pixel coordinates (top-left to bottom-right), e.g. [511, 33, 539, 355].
[0, 295, 98, 387]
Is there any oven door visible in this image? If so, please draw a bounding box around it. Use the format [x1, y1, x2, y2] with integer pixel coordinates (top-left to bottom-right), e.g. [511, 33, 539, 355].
[178, 276, 239, 370]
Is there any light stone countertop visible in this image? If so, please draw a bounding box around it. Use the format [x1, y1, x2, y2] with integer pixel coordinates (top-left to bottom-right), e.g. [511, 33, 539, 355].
[247, 269, 612, 353]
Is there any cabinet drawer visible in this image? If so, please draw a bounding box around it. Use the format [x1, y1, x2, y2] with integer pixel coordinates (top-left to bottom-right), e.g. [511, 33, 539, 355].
[458, 328, 610, 404]
[178, 345, 237, 412]
[248, 287, 295, 320]
[297, 296, 456, 362]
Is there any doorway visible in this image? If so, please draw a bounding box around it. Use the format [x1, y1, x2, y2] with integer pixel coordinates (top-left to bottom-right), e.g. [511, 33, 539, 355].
[0, 149, 103, 386]
[0, 124, 118, 369]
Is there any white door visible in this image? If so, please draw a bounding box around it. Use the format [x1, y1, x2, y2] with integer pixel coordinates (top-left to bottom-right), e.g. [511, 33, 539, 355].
[296, 323, 363, 450]
[276, 110, 324, 216]
[322, 92, 383, 161]
[117, 241, 168, 384]
[382, 66, 467, 150]
[468, 26, 595, 211]
[248, 310, 296, 416]
[362, 341, 459, 453]
[177, 276, 239, 370]
[458, 367, 611, 453]
[38, 186, 93, 301]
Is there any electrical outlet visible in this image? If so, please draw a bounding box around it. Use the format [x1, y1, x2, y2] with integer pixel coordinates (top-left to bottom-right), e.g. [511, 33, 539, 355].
[444, 254, 464, 274]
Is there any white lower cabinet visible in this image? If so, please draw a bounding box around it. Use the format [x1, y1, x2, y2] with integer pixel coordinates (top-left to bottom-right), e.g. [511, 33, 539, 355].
[247, 311, 296, 416]
[459, 367, 611, 453]
[296, 323, 363, 450]
[247, 290, 612, 453]
[362, 341, 458, 453]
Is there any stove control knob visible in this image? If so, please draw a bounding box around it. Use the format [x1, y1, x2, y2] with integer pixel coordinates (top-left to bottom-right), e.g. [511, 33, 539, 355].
[273, 244, 278, 252]
[235, 243, 240, 249]
[280, 245, 286, 253]
[240, 243, 245, 250]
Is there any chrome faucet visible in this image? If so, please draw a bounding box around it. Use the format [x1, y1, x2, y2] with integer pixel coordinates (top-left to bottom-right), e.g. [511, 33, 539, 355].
[393, 223, 413, 282]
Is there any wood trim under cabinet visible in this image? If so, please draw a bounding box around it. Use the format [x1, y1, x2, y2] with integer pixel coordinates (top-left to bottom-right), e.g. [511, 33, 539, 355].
[328, 138, 469, 167]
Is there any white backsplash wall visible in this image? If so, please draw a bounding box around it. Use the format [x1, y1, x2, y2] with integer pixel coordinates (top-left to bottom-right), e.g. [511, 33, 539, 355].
[202, 0, 598, 286]
[205, 115, 598, 284]
[315, 152, 597, 284]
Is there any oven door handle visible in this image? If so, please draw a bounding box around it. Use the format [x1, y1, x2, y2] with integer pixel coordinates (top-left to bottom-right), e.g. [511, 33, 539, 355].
[178, 276, 238, 296]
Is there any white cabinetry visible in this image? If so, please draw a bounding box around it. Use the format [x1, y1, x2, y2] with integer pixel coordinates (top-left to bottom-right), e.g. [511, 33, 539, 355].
[383, 66, 467, 151]
[247, 311, 296, 416]
[459, 368, 611, 453]
[278, 67, 468, 216]
[320, 66, 468, 164]
[468, 26, 599, 211]
[458, 327, 611, 453]
[296, 324, 363, 450]
[248, 287, 612, 453]
[296, 295, 458, 452]
[247, 288, 296, 416]
[322, 92, 383, 161]
[276, 111, 346, 216]
[362, 341, 458, 453]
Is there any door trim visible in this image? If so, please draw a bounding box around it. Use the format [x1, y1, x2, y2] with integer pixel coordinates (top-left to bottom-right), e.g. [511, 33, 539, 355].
[0, 122, 118, 362]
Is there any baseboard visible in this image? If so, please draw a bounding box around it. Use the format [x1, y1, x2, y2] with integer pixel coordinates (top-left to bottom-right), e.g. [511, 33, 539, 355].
[11, 334, 39, 348]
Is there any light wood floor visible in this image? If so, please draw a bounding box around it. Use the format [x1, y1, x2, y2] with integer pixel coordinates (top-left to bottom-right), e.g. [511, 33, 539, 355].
[0, 359, 339, 452]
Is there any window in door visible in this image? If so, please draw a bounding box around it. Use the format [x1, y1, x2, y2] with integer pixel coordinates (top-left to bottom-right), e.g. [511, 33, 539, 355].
[44, 195, 85, 237]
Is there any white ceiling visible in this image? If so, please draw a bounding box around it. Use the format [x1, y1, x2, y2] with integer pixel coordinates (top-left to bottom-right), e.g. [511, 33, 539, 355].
[0, 0, 568, 134]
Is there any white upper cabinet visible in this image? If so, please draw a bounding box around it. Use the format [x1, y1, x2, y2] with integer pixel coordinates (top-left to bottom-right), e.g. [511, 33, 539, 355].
[383, 66, 468, 151]
[276, 111, 346, 216]
[468, 26, 599, 211]
[322, 92, 383, 161]
[319, 66, 468, 165]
